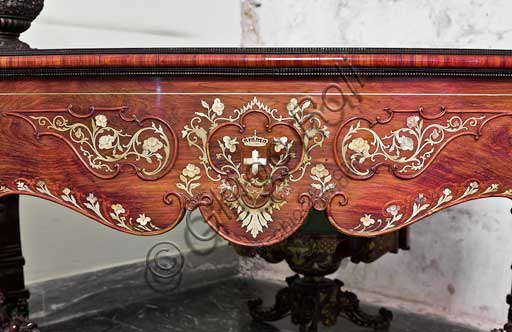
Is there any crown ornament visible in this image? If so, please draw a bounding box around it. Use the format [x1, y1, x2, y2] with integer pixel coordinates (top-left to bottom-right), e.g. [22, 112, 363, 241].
[242, 130, 269, 147]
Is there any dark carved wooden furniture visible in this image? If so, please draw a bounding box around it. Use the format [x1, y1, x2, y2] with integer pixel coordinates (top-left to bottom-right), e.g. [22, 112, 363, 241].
[1, 10, 512, 329]
[0, 2, 44, 327]
[0, 0, 44, 50]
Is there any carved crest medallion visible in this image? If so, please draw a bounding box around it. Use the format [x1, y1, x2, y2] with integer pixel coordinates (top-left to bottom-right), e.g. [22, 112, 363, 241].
[181, 97, 330, 238]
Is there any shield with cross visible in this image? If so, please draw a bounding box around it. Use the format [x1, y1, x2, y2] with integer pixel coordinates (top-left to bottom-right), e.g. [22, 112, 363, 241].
[194, 97, 322, 239]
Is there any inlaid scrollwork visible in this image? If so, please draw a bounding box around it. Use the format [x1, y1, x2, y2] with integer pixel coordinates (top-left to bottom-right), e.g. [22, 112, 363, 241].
[334, 107, 512, 180]
[3, 106, 178, 180]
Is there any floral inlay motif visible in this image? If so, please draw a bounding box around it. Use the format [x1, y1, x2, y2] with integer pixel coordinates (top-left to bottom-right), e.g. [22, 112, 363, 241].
[341, 114, 486, 178]
[222, 136, 239, 153]
[309, 164, 337, 210]
[14, 108, 174, 180]
[360, 214, 375, 227]
[177, 163, 202, 196]
[181, 97, 329, 238]
[353, 181, 512, 233]
[0, 179, 159, 233]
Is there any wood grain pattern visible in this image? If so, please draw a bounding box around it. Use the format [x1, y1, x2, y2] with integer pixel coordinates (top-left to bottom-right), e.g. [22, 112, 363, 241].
[2, 52, 512, 69]
[0, 50, 511, 246]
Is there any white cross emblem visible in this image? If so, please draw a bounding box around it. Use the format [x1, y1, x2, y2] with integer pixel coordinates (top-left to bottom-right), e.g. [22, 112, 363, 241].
[243, 149, 267, 175]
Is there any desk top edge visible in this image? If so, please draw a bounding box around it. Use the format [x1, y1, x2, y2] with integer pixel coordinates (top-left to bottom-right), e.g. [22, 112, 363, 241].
[4, 47, 512, 56]
[2, 47, 512, 76]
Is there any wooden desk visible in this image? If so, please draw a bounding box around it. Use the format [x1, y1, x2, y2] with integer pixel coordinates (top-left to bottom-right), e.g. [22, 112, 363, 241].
[0, 48, 511, 331]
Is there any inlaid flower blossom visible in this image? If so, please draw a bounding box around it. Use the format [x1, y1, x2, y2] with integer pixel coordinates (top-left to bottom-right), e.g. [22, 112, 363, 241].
[182, 163, 201, 178]
[397, 135, 414, 151]
[95, 115, 108, 128]
[470, 181, 479, 189]
[407, 116, 420, 129]
[415, 193, 426, 205]
[360, 214, 375, 227]
[178, 163, 202, 196]
[443, 188, 452, 196]
[211, 98, 225, 115]
[222, 136, 239, 153]
[98, 135, 115, 150]
[111, 204, 126, 215]
[86, 193, 98, 204]
[386, 205, 400, 216]
[142, 137, 163, 154]
[274, 136, 289, 153]
[16, 181, 28, 191]
[287, 98, 299, 113]
[311, 163, 329, 178]
[309, 163, 336, 209]
[348, 137, 370, 154]
[62, 188, 71, 195]
[136, 213, 151, 226]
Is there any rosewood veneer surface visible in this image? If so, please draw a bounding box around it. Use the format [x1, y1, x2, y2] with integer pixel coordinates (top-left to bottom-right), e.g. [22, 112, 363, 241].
[0, 48, 511, 246]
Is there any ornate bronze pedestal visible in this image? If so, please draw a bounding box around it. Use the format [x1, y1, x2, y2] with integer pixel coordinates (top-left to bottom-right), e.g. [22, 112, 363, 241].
[235, 211, 409, 332]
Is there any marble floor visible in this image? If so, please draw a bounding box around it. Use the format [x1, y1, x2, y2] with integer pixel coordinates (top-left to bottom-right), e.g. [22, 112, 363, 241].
[43, 277, 484, 332]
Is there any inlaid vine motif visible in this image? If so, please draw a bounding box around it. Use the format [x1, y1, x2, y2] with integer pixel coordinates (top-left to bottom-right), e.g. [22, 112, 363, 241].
[340, 113, 486, 179]
[309, 163, 337, 210]
[353, 181, 512, 234]
[181, 97, 329, 238]
[177, 163, 201, 196]
[334, 104, 512, 180]
[4, 106, 177, 180]
[0, 179, 160, 233]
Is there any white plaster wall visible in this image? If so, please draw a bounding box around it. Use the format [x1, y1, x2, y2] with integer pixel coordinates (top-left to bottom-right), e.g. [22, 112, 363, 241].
[239, 0, 512, 329]
[18, 0, 241, 283]
[23, 0, 241, 48]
